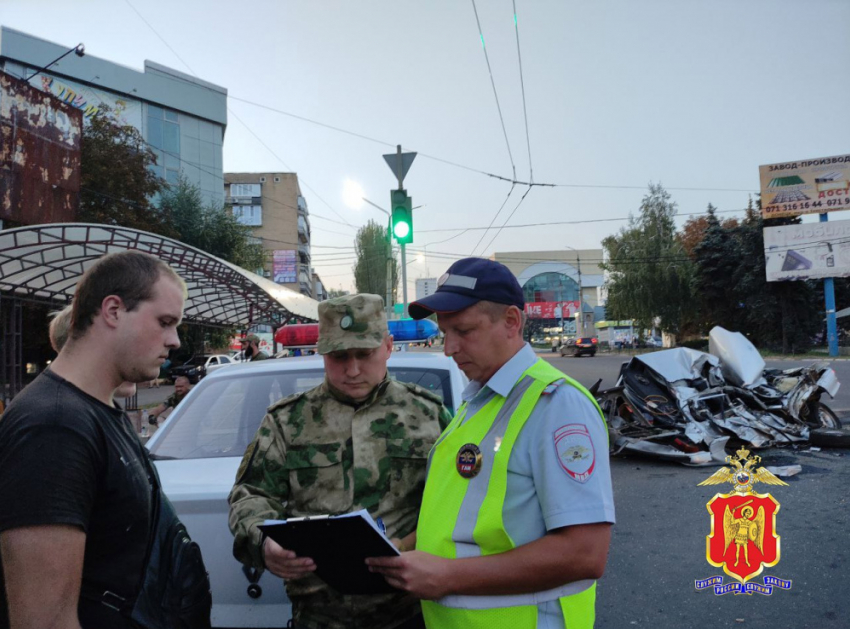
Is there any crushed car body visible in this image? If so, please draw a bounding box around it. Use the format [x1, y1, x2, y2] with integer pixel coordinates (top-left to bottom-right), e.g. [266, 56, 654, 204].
[598, 327, 841, 465]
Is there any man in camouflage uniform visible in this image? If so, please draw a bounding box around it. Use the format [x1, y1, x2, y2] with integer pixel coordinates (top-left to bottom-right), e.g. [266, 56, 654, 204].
[242, 333, 269, 361]
[228, 293, 452, 629]
[149, 375, 192, 424]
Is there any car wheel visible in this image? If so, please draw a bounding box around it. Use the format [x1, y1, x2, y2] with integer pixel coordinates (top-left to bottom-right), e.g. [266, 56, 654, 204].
[810, 427, 850, 448]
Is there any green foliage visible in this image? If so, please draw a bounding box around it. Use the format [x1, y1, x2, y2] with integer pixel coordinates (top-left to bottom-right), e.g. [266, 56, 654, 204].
[726, 202, 820, 353]
[78, 105, 168, 233]
[692, 204, 741, 331]
[161, 176, 265, 272]
[602, 183, 695, 334]
[685, 197, 821, 353]
[353, 220, 398, 302]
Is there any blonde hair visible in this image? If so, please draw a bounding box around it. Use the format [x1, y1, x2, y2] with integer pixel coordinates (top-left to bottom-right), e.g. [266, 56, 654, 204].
[49, 305, 74, 352]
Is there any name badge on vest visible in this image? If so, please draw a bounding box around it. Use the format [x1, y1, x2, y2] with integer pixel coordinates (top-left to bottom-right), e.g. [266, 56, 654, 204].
[456, 443, 483, 479]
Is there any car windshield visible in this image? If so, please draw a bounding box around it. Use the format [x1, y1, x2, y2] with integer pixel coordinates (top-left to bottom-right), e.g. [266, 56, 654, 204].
[149, 366, 454, 460]
[579, 338, 594, 343]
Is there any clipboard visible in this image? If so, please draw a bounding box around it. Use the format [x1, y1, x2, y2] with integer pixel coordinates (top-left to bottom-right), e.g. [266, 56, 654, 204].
[258, 510, 401, 595]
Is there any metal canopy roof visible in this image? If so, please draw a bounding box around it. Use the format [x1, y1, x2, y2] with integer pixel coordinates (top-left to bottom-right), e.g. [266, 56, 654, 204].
[0, 223, 319, 326]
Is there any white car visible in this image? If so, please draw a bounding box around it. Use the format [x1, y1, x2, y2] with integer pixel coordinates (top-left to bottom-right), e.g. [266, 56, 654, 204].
[204, 353, 241, 374]
[145, 353, 467, 628]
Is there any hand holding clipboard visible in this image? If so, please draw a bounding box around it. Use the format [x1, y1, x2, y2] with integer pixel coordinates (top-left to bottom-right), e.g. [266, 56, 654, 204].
[259, 510, 401, 595]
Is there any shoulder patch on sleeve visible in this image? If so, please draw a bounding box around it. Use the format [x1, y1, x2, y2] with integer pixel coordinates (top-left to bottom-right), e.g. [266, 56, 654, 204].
[553, 423, 596, 483]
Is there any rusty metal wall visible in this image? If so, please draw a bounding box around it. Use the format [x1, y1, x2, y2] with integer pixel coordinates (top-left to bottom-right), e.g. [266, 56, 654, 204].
[0, 71, 82, 224]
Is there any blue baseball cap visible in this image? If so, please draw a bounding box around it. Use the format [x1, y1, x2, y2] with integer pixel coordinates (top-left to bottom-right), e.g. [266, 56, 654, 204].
[408, 258, 525, 320]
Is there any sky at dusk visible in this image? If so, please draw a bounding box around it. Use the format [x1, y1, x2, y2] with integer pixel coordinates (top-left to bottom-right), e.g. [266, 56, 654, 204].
[3, 0, 849, 294]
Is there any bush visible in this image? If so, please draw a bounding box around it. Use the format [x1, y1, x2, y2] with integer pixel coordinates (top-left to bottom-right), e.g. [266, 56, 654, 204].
[679, 338, 708, 351]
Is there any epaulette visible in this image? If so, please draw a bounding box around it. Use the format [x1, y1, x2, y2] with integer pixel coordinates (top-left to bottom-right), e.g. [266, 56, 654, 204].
[397, 380, 444, 406]
[267, 389, 309, 414]
[541, 379, 566, 396]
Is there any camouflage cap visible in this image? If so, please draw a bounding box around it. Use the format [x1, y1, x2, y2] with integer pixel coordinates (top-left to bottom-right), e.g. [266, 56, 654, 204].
[317, 293, 387, 355]
[242, 333, 260, 344]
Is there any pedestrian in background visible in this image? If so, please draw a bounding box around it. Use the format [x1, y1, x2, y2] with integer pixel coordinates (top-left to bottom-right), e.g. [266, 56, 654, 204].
[241, 333, 269, 361]
[368, 258, 614, 629]
[229, 293, 452, 629]
[149, 375, 192, 424]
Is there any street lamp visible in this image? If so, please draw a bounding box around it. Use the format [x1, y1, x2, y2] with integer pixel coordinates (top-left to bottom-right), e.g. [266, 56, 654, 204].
[25, 43, 85, 82]
[565, 246, 583, 338]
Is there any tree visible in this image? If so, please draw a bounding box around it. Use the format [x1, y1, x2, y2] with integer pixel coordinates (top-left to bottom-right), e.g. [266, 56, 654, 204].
[691, 204, 741, 331]
[328, 288, 349, 299]
[730, 200, 820, 353]
[78, 105, 169, 233]
[353, 220, 398, 303]
[161, 177, 264, 273]
[601, 183, 695, 334]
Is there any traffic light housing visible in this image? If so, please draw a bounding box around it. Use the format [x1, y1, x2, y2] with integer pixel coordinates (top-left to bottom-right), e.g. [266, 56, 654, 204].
[391, 189, 413, 244]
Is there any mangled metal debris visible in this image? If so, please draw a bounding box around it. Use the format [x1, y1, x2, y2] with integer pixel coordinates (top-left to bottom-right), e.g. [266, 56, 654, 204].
[598, 327, 842, 465]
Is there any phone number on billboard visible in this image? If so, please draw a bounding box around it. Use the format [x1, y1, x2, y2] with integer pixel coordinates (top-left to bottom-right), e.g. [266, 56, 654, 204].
[764, 197, 850, 215]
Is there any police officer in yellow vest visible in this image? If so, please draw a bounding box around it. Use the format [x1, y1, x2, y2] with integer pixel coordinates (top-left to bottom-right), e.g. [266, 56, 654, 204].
[367, 258, 614, 629]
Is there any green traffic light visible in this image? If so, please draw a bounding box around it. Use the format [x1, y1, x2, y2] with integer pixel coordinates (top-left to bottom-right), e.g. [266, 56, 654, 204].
[393, 220, 410, 239]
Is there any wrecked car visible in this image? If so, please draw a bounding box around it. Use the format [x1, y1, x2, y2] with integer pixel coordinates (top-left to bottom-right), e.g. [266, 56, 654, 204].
[597, 327, 842, 465]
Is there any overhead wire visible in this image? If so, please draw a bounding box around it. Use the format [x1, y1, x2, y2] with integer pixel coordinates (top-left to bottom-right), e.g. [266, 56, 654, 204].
[512, 0, 533, 184]
[478, 185, 534, 253]
[469, 182, 516, 256]
[471, 0, 517, 181]
[102, 23, 759, 196]
[124, 0, 356, 228]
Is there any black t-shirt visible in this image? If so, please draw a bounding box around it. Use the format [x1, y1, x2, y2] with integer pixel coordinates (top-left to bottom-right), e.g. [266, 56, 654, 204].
[0, 370, 153, 629]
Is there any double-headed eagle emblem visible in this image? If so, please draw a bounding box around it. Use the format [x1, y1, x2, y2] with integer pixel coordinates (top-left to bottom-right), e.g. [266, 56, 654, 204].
[699, 448, 787, 571]
[698, 447, 788, 494]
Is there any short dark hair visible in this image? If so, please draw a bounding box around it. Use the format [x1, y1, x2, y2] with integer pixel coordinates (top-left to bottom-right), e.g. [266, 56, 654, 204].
[475, 300, 527, 333]
[70, 251, 185, 339]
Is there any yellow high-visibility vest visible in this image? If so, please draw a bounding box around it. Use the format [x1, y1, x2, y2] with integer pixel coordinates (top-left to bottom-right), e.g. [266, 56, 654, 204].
[416, 358, 605, 629]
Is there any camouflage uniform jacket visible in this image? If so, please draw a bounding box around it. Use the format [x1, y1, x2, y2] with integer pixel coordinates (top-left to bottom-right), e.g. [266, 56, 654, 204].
[229, 375, 452, 629]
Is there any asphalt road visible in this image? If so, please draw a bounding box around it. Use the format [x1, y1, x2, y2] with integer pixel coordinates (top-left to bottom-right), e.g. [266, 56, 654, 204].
[542, 351, 850, 629]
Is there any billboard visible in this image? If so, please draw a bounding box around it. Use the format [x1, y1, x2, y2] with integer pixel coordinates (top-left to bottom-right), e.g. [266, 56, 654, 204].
[763, 219, 850, 282]
[759, 154, 850, 218]
[273, 250, 297, 284]
[524, 301, 580, 319]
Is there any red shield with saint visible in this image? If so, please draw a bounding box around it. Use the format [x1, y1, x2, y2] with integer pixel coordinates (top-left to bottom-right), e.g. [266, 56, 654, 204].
[706, 492, 780, 583]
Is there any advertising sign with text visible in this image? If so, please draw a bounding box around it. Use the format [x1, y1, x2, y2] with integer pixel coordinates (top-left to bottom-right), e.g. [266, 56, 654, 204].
[759, 154, 850, 218]
[524, 301, 580, 319]
[273, 250, 297, 284]
[764, 219, 850, 282]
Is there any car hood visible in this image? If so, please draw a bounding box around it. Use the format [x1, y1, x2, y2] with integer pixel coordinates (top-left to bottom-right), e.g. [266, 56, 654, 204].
[152, 456, 241, 502]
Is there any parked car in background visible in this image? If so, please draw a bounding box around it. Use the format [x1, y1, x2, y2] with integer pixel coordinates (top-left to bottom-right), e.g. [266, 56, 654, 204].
[562, 337, 598, 357]
[169, 354, 236, 383]
[146, 353, 467, 628]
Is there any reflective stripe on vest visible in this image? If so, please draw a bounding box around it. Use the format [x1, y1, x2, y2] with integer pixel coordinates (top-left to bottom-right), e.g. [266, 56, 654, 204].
[416, 358, 604, 629]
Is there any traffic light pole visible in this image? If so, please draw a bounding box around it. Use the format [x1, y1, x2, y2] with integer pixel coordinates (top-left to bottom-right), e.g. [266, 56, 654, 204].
[393, 146, 410, 318]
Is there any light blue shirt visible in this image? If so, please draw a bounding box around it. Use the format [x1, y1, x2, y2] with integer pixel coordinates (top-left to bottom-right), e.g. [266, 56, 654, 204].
[460, 343, 615, 627]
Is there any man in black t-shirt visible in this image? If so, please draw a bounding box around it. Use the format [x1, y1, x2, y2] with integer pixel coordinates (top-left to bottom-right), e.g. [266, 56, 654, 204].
[0, 251, 187, 629]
